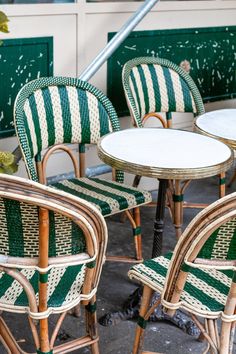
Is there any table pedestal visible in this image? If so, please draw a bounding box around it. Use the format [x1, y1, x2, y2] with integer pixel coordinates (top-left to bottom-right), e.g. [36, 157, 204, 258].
[99, 180, 199, 336]
[153, 179, 168, 257]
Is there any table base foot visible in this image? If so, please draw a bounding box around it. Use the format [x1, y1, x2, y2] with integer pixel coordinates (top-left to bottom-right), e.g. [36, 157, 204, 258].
[98, 288, 200, 337]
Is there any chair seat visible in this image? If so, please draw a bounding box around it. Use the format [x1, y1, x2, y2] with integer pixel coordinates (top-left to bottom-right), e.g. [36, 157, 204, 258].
[129, 253, 234, 318]
[0, 264, 86, 316]
[52, 177, 152, 216]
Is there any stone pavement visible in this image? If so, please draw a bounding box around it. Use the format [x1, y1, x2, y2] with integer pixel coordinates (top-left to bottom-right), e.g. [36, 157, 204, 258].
[1, 174, 236, 353]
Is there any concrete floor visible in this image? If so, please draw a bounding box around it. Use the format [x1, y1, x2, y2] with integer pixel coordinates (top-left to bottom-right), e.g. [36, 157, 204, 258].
[1, 173, 236, 353]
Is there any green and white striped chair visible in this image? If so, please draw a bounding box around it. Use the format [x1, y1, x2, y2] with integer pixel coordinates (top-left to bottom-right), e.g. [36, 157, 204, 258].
[129, 192, 236, 354]
[122, 57, 225, 237]
[122, 56, 205, 129]
[14, 77, 152, 262]
[0, 174, 107, 354]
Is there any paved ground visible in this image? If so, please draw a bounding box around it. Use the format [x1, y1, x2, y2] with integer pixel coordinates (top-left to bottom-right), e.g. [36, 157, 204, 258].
[1, 173, 236, 353]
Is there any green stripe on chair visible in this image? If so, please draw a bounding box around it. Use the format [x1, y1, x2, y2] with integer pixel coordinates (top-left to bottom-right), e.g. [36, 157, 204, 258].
[42, 87, 56, 147]
[228, 226, 236, 260]
[58, 86, 72, 142]
[49, 211, 57, 257]
[148, 64, 162, 114]
[137, 65, 150, 115]
[78, 89, 91, 143]
[23, 111, 35, 159]
[4, 199, 24, 257]
[186, 266, 232, 297]
[179, 76, 194, 112]
[130, 69, 142, 121]
[0, 273, 16, 298]
[48, 264, 84, 307]
[183, 281, 224, 312]
[98, 100, 111, 137]
[71, 223, 86, 254]
[162, 67, 176, 112]
[29, 94, 42, 154]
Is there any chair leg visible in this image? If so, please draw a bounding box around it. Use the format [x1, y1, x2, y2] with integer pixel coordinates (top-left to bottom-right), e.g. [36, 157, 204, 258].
[91, 341, 100, 354]
[0, 316, 22, 354]
[132, 285, 154, 354]
[39, 318, 50, 353]
[85, 296, 100, 354]
[172, 180, 183, 239]
[133, 207, 142, 261]
[207, 319, 219, 354]
[219, 172, 226, 198]
[220, 321, 233, 354]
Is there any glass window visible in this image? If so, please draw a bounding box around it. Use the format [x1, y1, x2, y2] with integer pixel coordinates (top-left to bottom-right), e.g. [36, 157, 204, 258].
[0, 0, 75, 4]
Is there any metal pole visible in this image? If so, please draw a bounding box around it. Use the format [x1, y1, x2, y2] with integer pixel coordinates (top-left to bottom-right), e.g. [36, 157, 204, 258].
[80, 0, 160, 81]
[13, 0, 160, 167]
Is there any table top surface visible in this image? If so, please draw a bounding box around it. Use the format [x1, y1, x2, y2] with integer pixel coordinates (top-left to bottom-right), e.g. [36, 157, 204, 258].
[195, 109, 236, 150]
[98, 128, 233, 180]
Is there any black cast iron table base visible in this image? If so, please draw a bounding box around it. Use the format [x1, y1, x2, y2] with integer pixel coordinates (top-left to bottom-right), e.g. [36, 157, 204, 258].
[99, 180, 200, 337]
[99, 287, 200, 337]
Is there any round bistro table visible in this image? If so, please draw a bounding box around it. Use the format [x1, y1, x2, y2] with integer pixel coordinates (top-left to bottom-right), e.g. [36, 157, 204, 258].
[98, 127, 233, 258]
[195, 109, 236, 187]
[194, 109, 236, 150]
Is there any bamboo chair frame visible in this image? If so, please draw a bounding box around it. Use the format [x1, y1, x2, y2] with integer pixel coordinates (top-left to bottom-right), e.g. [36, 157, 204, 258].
[129, 192, 236, 354]
[122, 56, 225, 238]
[0, 174, 108, 354]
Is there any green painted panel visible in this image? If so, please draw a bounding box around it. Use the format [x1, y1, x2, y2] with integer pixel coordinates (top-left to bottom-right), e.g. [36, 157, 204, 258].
[107, 26, 236, 116]
[0, 37, 53, 138]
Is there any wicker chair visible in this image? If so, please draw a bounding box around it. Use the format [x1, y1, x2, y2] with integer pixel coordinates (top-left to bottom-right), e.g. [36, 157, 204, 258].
[0, 174, 107, 354]
[122, 56, 225, 237]
[14, 77, 152, 263]
[129, 192, 236, 354]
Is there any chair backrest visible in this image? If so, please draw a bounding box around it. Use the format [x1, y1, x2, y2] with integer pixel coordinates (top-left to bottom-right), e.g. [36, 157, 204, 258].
[122, 57, 205, 128]
[0, 174, 107, 284]
[14, 77, 121, 182]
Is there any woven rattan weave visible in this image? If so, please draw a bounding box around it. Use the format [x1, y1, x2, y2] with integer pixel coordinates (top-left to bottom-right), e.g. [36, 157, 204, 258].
[0, 174, 108, 353]
[14, 76, 152, 262]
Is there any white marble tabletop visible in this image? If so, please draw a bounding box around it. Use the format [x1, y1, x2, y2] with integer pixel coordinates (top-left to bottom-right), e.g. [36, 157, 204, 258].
[98, 128, 233, 180]
[195, 109, 236, 149]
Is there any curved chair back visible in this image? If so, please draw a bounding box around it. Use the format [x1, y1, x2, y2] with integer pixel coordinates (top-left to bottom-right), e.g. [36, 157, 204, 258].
[0, 174, 107, 353]
[14, 77, 121, 182]
[0, 174, 107, 313]
[122, 57, 205, 128]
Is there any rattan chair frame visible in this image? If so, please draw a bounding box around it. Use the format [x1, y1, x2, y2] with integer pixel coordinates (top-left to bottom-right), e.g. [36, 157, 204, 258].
[129, 192, 236, 354]
[0, 174, 108, 354]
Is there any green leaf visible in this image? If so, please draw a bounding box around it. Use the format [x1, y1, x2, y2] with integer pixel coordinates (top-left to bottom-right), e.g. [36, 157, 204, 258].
[0, 11, 9, 34]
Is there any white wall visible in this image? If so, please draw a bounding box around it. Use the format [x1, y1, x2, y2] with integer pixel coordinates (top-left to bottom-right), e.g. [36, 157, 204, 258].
[0, 0, 236, 188]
